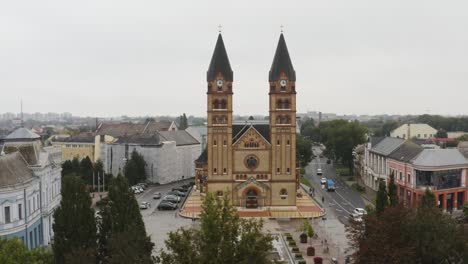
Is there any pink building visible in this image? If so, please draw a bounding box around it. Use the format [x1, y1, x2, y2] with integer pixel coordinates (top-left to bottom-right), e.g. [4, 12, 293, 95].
[388, 141, 468, 210]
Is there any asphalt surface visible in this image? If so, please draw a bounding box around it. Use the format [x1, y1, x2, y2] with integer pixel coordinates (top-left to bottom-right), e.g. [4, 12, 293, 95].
[135, 180, 193, 252]
[305, 146, 366, 224]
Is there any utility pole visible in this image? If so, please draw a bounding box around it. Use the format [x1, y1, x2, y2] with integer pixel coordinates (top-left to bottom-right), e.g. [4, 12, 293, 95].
[93, 171, 95, 192]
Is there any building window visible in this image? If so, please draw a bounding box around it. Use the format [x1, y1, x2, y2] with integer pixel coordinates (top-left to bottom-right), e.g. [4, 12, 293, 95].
[277, 116, 282, 124]
[4, 206, 10, 223]
[213, 168, 217, 174]
[30, 232, 33, 249]
[424, 134, 427, 138]
[407, 174, 411, 183]
[223, 140, 227, 146]
[417, 134, 421, 138]
[277, 99, 283, 109]
[18, 204, 22, 220]
[221, 99, 227, 109]
[214, 140, 217, 146]
[284, 99, 290, 109]
[277, 168, 280, 173]
[281, 86, 286, 92]
[286, 168, 290, 173]
[245, 155, 259, 170]
[213, 99, 219, 109]
[399, 172, 403, 181]
[280, 189, 288, 199]
[223, 168, 227, 174]
[277, 139, 280, 145]
[217, 191, 223, 197]
[286, 140, 290, 145]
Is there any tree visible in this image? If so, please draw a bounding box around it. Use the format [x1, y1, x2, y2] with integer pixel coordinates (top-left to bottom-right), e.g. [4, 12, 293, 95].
[298, 219, 314, 244]
[462, 204, 468, 221]
[375, 180, 388, 214]
[123, 150, 147, 185]
[0, 238, 53, 264]
[71, 157, 81, 173]
[435, 129, 448, 138]
[53, 175, 97, 264]
[179, 113, 188, 130]
[80, 156, 94, 185]
[98, 174, 154, 263]
[296, 135, 313, 167]
[61, 160, 73, 177]
[319, 120, 367, 170]
[388, 172, 398, 206]
[159, 193, 274, 264]
[420, 189, 437, 209]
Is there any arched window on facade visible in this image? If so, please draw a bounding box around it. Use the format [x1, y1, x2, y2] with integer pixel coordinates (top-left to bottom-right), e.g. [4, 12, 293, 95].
[277, 99, 283, 109]
[284, 99, 290, 109]
[213, 99, 219, 109]
[220, 99, 227, 109]
[221, 116, 226, 124]
[284, 115, 290, 124]
[280, 189, 288, 199]
[277, 116, 282, 124]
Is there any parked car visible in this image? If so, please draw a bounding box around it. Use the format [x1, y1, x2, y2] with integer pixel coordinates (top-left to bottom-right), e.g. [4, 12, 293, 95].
[139, 201, 151, 209]
[133, 187, 142, 194]
[181, 184, 192, 189]
[137, 183, 147, 189]
[349, 213, 363, 222]
[157, 201, 178, 210]
[172, 187, 188, 192]
[153, 192, 162, 199]
[163, 195, 181, 203]
[168, 190, 186, 197]
[353, 208, 367, 216]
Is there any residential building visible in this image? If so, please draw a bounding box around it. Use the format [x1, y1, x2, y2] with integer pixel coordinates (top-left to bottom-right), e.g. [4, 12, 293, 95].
[51, 132, 95, 161]
[0, 127, 62, 248]
[388, 145, 468, 211]
[96, 128, 200, 184]
[196, 33, 299, 208]
[390, 123, 437, 139]
[186, 126, 207, 150]
[363, 137, 405, 191]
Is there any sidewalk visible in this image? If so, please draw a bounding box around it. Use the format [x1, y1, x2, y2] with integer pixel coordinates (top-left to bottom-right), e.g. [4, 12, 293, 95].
[179, 188, 325, 219]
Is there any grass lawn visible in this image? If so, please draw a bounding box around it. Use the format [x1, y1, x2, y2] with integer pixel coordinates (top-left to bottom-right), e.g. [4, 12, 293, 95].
[300, 177, 312, 187]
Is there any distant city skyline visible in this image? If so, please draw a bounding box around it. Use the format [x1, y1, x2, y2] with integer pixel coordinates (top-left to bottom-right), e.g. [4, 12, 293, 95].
[2, 1, 468, 117]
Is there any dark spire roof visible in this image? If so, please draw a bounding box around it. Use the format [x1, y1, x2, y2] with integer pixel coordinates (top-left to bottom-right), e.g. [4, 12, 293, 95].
[207, 34, 233, 82]
[269, 33, 296, 81]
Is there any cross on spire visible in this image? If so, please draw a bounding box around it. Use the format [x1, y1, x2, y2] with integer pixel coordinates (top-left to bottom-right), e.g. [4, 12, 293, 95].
[280, 24, 284, 33]
[218, 24, 222, 33]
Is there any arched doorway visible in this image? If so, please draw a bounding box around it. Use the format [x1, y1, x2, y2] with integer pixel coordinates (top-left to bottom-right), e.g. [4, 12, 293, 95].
[245, 188, 259, 208]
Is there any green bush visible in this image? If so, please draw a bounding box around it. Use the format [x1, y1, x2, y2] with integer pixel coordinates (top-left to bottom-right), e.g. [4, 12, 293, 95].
[352, 183, 365, 193]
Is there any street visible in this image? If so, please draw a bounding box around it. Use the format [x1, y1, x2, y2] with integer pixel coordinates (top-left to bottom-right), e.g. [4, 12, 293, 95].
[306, 146, 366, 225]
[135, 180, 193, 252]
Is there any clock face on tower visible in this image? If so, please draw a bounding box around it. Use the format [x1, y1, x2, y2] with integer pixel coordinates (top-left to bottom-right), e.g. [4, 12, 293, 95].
[280, 80, 287, 87]
[217, 80, 224, 87]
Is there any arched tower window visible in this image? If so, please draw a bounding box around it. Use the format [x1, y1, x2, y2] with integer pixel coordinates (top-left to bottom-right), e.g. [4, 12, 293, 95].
[221, 99, 227, 109]
[277, 99, 283, 109]
[213, 99, 219, 109]
[284, 115, 290, 124]
[284, 99, 290, 109]
[277, 116, 282, 124]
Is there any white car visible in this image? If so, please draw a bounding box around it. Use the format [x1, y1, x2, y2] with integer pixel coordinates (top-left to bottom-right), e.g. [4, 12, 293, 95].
[139, 201, 151, 209]
[320, 178, 327, 185]
[349, 213, 363, 222]
[317, 168, 323, 175]
[353, 208, 367, 216]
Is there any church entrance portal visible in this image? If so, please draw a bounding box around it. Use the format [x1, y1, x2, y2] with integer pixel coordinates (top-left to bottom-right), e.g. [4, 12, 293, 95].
[245, 189, 259, 209]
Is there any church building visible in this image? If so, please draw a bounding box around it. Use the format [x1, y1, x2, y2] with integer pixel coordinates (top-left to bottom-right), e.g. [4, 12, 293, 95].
[196, 32, 299, 208]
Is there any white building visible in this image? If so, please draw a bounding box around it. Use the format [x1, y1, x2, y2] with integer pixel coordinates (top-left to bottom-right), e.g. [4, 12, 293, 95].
[390, 123, 437, 139]
[0, 127, 62, 248]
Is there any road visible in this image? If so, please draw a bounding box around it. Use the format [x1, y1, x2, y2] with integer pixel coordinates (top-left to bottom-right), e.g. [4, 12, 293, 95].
[305, 146, 366, 225]
[135, 180, 193, 252]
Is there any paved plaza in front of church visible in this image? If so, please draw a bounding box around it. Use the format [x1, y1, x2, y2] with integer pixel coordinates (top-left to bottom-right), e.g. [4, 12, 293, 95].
[179, 187, 325, 219]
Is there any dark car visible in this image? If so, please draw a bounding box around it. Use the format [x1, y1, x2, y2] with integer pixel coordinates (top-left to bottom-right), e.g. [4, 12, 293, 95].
[168, 191, 186, 197]
[157, 201, 178, 210]
[172, 187, 188, 192]
[326, 159, 331, 164]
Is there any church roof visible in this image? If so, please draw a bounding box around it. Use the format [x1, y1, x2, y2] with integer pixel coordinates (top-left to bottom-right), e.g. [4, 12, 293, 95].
[207, 34, 233, 82]
[233, 124, 270, 144]
[269, 33, 296, 82]
[5, 127, 40, 141]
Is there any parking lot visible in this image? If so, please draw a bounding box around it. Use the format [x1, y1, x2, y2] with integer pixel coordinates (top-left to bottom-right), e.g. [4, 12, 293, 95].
[135, 180, 194, 252]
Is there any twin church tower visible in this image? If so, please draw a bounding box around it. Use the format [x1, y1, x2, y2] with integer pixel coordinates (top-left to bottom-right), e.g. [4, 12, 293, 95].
[197, 32, 299, 208]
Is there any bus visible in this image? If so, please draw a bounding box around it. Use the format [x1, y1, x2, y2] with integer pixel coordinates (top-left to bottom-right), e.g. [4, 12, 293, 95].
[326, 179, 335, 191]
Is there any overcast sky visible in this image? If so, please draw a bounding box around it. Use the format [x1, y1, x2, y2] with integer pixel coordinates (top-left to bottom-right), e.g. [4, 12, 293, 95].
[1, 0, 467, 117]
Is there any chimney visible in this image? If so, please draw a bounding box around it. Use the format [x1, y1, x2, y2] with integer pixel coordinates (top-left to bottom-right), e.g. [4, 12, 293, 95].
[407, 123, 411, 139]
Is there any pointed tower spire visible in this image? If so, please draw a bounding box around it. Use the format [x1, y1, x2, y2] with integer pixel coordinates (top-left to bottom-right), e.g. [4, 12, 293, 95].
[207, 33, 233, 82]
[269, 33, 296, 81]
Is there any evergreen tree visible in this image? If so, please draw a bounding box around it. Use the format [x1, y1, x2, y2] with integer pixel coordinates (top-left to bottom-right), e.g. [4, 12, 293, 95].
[179, 113, 188, 130]
[61, 160, 73, 177]
[375, 180, 388, 214]
[159, 193, 273, 264]
[71, 157, 81, 174]
[98, 174, 154, 263]
[53, 174, 97, 263]
[123, 150, 147, 185]
[80, 156, 94, 185]
[388, 172, 398, 206]
[420, 189, 437, 209]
